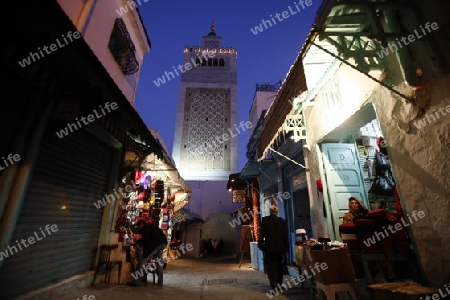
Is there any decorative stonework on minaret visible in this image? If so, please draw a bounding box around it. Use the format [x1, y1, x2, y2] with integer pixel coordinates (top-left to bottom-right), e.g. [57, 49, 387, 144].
[172, 23, 238, 181]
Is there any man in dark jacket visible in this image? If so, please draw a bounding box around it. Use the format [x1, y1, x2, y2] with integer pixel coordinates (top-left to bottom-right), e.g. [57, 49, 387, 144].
[127, 219, 167, 286]
[258, 205, 288, 289]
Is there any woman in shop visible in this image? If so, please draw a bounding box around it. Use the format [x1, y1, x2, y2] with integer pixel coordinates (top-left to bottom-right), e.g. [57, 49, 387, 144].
[343, 197, 369, 224]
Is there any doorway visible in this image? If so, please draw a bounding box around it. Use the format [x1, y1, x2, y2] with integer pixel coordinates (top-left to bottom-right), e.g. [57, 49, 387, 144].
[292, 188, 313, 239]
[318, 103, 388, 240]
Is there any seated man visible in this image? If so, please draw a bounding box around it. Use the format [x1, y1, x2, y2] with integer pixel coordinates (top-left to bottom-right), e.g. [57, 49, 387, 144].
[127, 219, 167, 287]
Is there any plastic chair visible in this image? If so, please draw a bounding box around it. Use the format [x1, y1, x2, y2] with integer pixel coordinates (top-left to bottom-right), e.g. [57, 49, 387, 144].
[92, 244, 122, 285]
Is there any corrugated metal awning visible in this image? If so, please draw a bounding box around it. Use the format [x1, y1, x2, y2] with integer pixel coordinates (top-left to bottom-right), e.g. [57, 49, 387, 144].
[240, 160, 274, 179]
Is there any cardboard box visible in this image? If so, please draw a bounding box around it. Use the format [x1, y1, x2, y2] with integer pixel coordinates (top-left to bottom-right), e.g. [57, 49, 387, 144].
[309, 248, 356, 284]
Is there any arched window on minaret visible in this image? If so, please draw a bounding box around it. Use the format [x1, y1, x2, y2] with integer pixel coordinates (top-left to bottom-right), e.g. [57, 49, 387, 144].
[219, 58, 224, 67]
[213, 58, 218, 66]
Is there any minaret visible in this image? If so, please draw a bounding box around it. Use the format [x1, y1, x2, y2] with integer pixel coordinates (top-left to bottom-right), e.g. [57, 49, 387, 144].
[172, 23, 238, 181]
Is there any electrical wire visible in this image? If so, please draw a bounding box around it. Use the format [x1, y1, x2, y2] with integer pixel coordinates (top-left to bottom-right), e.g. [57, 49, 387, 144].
[268, 147, 307, 169]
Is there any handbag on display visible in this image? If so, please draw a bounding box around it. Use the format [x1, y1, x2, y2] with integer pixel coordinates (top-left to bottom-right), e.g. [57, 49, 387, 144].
[369, 174, 395, 195]
[375, 151, 391, 170]
[135, 171, 144, 184]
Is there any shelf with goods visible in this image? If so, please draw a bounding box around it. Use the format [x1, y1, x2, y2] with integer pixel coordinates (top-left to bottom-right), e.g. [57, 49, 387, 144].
[356, 137, 396, 212]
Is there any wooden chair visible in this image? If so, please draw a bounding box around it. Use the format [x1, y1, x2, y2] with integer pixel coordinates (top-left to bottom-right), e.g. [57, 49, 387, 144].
[316, 281, 357, 300]
[92, 244, 122, 285]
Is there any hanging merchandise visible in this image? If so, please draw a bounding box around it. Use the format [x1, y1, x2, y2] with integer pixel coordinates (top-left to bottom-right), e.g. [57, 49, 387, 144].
[376, 136, 388, 156]
[369, 171, 395, 195]
[161, 208, 170, 230]
[370, 139, 395, 196]
[150, 178, 158, 189]
[137, 191, 146, 201]
[143, 174, 151, 189]
[149, 193, 156, 205]
[134, 171, 144, 185]
[316, 179, 323, 192]
[375, 150, 391, 169]
[316, 178, 326, 217]
[143, 201, 150, 211]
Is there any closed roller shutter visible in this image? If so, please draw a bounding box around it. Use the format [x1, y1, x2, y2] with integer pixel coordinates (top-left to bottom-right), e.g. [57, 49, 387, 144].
[0, 128, 115, 299]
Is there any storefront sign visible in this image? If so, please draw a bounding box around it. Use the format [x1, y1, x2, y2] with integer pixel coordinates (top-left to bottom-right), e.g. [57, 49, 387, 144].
[123, 151, 140, 168]
[232, 189, 246, 203]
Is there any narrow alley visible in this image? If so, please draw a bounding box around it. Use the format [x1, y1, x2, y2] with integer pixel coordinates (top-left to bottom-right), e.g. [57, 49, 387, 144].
[40, 256, 311, 300]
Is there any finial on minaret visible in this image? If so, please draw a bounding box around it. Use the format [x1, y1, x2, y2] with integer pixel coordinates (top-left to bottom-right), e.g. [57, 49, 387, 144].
[210, 20, 215, 33]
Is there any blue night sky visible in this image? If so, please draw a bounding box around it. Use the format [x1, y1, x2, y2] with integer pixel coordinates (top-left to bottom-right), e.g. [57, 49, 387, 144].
[134, 0, 323, 170]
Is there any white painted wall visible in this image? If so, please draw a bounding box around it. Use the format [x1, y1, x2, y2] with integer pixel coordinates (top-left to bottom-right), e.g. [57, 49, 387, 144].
[249, 90, 277, 134]
[302, 63, 383, 238]
[183, 180, 242, 220]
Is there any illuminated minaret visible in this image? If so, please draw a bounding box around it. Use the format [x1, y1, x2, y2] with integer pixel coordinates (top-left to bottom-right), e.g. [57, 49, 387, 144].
[172, 22, 238, 181]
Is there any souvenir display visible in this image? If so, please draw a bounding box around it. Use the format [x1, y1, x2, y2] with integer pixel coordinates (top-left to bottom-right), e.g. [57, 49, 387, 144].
[115, 172, 175, 233]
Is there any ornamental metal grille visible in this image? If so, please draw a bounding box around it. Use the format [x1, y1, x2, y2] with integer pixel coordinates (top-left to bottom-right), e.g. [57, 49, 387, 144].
[186, 90, 225, 164]
[109, 18, 139, 75]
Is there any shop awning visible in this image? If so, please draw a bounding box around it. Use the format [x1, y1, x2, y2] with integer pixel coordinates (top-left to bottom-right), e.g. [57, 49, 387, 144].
[172, 191, 190, 212]
[141, 153, 191, 193]
[257, 50, 308, 159]
[240, 160, 274, 179]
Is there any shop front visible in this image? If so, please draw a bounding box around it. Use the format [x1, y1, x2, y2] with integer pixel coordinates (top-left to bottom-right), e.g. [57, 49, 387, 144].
[0, 1, 181, 297]
[300, 55, 425, 289]
[112, 152, 191, 282]
[272, 138, 312, 266]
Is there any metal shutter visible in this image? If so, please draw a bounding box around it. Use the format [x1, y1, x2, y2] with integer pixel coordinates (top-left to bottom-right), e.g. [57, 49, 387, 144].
[0, 128, 115, 299]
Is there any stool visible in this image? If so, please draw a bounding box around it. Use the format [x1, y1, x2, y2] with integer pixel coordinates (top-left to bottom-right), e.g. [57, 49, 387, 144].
[316, 281, 357, 300]
[92, 244, 122, 285]
[142, 258, 157, 286]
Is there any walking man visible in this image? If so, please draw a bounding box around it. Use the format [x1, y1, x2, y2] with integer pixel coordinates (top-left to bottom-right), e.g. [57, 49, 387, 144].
[258, 205, 288, 289]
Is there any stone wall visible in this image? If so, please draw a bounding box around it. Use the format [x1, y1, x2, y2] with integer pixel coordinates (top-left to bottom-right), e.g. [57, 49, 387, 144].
[372, 76, 450, 286]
